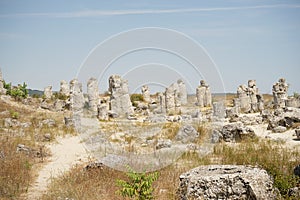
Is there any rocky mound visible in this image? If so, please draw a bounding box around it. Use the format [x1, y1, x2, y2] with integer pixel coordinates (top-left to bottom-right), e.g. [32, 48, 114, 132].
[178, 165, 278, 200]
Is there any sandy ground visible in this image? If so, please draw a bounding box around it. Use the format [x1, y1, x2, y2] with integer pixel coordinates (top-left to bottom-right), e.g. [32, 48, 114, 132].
[251, 124, 300, 149]
[23, 136, 91, 200]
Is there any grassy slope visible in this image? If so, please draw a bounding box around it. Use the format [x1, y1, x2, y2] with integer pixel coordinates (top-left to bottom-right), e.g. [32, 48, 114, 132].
[0, 98, 75, 199]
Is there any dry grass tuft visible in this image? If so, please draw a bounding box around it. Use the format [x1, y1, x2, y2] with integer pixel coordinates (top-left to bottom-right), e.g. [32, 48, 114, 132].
[0, 137, 34, 199]
[42, 166, 127, 200]
[160, 122, 181, 139]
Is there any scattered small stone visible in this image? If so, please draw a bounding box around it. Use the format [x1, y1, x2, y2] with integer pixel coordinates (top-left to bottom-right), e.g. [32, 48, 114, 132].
[288, 187, 300, 198]
[43, 133, 51, 141]
[156, 139, 172, 150]
[84, 161, 104, 171]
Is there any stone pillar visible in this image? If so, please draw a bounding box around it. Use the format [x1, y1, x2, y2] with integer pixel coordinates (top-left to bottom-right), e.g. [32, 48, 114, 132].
[213, 101, 226, 119]
[177, 79, 188, 105]
[257, 94, 264, 112]
[165, 84, 176, 114]
[108, 75, 133, 117]
[60, 80, 70, 96]
[87, 77, 99, 116]
[0, 68, 7, 95]
[98, 97, 109, 121]
[157, 92, 166, 114]
[69, 79, 85, 112]
[204, 86, 212, 107]
[248, 80, 258, 112]
[141, 85, 151, 103]
[237, 80, 263, 113]
[44, 86, 53, 99]
[237, 84, 251, 113]
[272, 78, 288, 108]
[165, 82, 181, 115]
[196, 80, 212, 107]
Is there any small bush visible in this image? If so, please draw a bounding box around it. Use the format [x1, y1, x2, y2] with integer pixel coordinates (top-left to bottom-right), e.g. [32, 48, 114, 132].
[131, 94, 144, 107]
[31, 93, 41, 98]
[4, 81, 28, 100]
[53, 92, 69, 101]
[116, 167, 159, 200]
[10, 110, 19, 119]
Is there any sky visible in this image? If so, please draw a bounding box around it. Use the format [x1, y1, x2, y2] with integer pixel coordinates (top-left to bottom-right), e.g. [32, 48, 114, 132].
[0, 0, 299, 94]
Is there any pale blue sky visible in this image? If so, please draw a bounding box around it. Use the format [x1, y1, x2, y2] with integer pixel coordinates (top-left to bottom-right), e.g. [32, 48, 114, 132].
[0, 0, 299, 94]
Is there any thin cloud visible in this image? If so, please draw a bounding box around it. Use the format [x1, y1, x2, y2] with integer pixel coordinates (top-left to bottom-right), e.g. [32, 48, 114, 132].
[1, 4, 300, 18]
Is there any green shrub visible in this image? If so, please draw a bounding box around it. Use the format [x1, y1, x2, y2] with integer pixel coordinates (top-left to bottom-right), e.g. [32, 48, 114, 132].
[10, 110, 19, 119]
[31, 93, 41, 98]
[53, 92, 69, 101]
[116, 167, 159, 200]
[130, 94, 144, 107]
[4, 81, 28, 100]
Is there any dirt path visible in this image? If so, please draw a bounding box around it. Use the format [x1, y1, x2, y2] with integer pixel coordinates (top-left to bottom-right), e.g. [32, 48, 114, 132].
[23, 136, 91, 200]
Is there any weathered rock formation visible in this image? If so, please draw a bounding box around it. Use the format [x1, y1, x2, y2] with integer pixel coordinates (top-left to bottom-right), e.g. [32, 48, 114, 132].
[43, 86, 53, 99]
[267, 107, 300, 133]
[108, 75, 133, 117]
[59, 80, 70, 96]
[196, 80, 211, 107]
[69, 79, 85, 112]
[175, 125, 199, 143]
[156, 92, 166, 114]
[273, 78, 288, 108]
[213, 122, 255, 142]
[141, 85, 151, 103]
[213, 101, 226, 119]
[98, 97, 109, 121]
[87, 77, 99, 116]
[0, 68, 7, 95]
[286, 96, 300, 108]
[178, 165, 278, 200]
[236, 80, 263, 113]
[165, 82, 180, 114]
[177, 79, 187, 105]
[164, 80, 188, 114]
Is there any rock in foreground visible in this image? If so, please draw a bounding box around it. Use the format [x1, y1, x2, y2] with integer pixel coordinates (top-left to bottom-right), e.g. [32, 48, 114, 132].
[178, 165, 278, 200]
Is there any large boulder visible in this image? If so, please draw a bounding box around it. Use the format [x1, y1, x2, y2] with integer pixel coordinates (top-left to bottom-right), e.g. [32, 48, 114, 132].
[214, 122, 255, 142]
[178, 165, 279, 200]
[267, 107, 300, 132]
